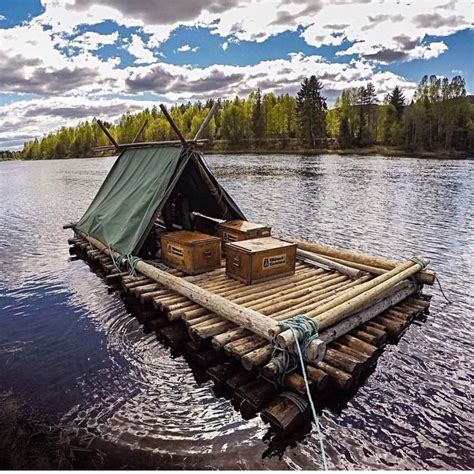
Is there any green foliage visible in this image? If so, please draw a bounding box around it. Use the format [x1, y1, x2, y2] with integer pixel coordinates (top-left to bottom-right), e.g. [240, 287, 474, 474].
[18, 74, 473, 159]
[296, 75, 327, 147]
[0, 150, 22, 161]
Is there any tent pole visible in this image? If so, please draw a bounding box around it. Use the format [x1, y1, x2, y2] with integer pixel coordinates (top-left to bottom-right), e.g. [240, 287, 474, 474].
[159, 105, 187, 145]
[132, 119, 149, 143]
[194, 102, 219, 141]
[97, 120, 120, 149]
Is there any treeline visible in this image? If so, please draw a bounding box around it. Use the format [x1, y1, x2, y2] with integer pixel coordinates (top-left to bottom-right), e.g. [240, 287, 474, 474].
[22, 74, 473, 160]
[0, 150, 22, 161]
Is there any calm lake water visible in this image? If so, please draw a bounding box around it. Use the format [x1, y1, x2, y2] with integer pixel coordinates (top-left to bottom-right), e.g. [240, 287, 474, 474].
[0, 154, 473, 469]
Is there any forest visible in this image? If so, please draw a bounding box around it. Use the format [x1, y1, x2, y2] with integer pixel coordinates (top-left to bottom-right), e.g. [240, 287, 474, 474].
[21, 74, 473, 160]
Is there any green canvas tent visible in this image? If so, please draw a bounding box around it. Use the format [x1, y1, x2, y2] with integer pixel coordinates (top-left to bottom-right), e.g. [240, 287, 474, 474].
[76, 145, 245, 256]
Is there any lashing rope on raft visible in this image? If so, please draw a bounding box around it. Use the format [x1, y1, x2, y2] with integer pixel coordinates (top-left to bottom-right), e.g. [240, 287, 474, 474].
[270, 315, 328, 471]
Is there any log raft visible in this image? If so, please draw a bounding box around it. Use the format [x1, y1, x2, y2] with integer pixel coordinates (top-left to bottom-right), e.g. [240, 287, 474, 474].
[68, 233, 433, 431]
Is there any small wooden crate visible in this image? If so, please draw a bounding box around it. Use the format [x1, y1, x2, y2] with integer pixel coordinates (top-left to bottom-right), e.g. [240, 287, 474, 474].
[217, 220, 271, 246]
[225, 237, 296, 285]
[160, 231, 222, 275]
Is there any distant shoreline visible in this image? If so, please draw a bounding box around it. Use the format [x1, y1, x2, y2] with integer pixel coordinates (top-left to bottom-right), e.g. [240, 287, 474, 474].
[2, 145, 472, 162]
[203, 145, 473, 160]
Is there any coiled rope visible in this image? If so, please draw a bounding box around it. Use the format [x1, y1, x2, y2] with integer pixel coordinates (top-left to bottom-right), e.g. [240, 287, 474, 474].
[270, 315, 328, 471]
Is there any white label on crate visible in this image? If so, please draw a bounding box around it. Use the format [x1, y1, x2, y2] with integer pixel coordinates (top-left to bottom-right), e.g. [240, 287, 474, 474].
[262, 254, 286, 269]
[167, 244, 184, 258]
[223, 231, 238, 242]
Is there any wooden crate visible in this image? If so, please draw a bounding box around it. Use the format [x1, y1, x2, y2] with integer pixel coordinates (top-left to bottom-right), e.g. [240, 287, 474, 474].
[225, 237, 296, 285]
[216, 220, 271, 246]
[160, 231, 222, 275]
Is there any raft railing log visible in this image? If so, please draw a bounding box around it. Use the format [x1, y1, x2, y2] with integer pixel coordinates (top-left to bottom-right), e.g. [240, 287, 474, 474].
[281, 237, 435, 286]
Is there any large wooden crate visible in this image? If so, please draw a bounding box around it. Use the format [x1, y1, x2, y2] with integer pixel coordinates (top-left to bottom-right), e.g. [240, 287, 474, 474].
[225, 237, 296, 285]
[161, 231, 222, 275]
[216, 220, 271, 246]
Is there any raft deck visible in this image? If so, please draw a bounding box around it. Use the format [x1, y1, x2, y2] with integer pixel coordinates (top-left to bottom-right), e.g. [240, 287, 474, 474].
[68, 235, 431, 431]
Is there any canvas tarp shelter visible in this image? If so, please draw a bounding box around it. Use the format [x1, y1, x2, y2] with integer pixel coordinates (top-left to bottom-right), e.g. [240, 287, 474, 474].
[76, 146, 245, 255]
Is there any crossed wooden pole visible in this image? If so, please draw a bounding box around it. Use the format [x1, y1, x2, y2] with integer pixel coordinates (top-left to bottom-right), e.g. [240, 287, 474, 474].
[93, 102, 218, 152]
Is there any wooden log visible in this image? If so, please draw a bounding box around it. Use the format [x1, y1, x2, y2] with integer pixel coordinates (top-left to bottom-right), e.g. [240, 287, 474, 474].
[97, 120, 119, 149]
[373, 315, 406, 337]
[159, 104, 187, 144]
[286, 238, 435, 285]
[261, 395, 306, 431]
[349, 329, 378, 345]
[316, 281, 414, 346]
[132, 119, 148, 143]
[306, 366, 329, 392]
[91, 139, 208, 152]
[316, 361, 353, 390]
[322, 348, 363, 378]
[206, 362, 240, 384]
[330, 342, 370, 364]
[235, 379, 277, 411]
[224, 336, 259, 356]
[132, 283, 162, 295]
[241, 345, 273, 370]
[105, 271, 128, 283]
[212, 328, 250, 350]
[194, 102, 219, 140]
[297, 249, 365, 278]
[273, 260, 425, 354]
[358, 324, 387, 346]
[283, 373, 306, 395]
[192, 320, 235, 340]
[337, 335, 377, 356]
[230, 338, 267, 359]
[226, 371, 255, 391]
[270, 276, 370, 319]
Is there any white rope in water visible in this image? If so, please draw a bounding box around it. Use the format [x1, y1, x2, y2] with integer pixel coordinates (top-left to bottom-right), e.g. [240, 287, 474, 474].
[291, 327, 329, 471]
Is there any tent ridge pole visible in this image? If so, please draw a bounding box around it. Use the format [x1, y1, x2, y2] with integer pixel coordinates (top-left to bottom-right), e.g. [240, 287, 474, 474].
[159, 104, 187, 146]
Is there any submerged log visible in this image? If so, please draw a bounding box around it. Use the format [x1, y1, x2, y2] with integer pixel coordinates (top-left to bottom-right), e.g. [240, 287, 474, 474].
[261, 394, 307, 431]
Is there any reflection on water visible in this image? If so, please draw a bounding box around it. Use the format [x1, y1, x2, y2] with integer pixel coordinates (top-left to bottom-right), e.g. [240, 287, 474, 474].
[0, 155, 473, 469]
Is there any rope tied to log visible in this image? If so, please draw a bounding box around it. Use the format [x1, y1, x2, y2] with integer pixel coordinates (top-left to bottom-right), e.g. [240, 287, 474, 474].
[106, 241, 141, 277]
[409, 256, 429, 268]
[270, 315, 328, 470]
[270, 315, 319, 383]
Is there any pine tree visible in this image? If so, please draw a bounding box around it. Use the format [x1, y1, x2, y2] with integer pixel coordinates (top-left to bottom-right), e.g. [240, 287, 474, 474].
[251, 88, 264, 141]
[296, 75, 327, 147]
[388, 86, 406, 120]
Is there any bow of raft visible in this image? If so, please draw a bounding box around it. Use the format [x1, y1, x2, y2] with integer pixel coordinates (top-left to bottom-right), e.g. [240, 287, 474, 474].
[67, 233, 433, 431]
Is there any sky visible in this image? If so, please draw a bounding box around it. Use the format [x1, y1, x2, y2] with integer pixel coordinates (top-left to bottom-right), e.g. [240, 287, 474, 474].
[0, 0, 472, 149]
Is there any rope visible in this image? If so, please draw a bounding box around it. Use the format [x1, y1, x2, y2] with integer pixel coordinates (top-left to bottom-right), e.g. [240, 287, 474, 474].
[108, 244, 122, 273]
[409, 256, 452, 304]
[435, 275, 452, 304]
[409, 256, 429, 268]
[270, 315, 328, 471]
[126, 255, 140, 277]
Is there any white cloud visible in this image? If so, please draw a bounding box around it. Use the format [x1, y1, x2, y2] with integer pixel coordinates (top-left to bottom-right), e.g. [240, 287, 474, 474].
[124, 34, 156, 64]
[222, 41, 228, 50]
[0, 96, 161, 148]
[67, 31, 119, 52]
[176, 44, 199, 52]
